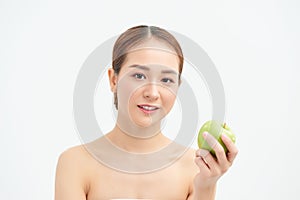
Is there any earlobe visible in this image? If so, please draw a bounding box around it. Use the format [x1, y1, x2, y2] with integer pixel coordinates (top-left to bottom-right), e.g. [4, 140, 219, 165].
[108, 68, 117, 92]
[179, 79, 182, 86]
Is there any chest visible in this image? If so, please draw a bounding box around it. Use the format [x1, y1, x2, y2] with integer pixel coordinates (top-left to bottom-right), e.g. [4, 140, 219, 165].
[87, 164, 191, 200]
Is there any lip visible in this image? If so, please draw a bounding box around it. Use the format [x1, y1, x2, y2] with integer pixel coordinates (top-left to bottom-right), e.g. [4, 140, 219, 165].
[137, 104, 160, 114]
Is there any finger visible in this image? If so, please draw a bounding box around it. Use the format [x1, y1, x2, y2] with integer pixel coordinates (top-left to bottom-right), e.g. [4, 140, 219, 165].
[203, 132, 228, 166]
[196, 148, 211, 158]
[194, 156, 210, 174]
[196, 148, 224, 176]
[221, 134, 239, 163]
[201, 150, 220, 173]
[195, 149, 210, 169]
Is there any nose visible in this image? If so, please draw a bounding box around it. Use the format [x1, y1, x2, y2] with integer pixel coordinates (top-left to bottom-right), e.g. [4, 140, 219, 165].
[143, 83, 160, 101]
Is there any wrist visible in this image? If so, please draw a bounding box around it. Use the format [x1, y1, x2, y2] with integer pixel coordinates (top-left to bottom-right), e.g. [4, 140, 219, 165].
[193, 184, 217, 200]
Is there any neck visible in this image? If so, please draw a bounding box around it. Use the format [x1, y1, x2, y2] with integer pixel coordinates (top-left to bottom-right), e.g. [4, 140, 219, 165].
[106, 125, 171, 153]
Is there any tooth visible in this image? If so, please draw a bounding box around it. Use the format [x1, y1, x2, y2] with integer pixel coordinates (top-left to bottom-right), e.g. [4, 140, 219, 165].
[142, 106, 156, 110]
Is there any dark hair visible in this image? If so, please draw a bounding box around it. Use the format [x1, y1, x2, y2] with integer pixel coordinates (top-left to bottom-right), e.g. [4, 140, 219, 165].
[112, 25, 184, 109]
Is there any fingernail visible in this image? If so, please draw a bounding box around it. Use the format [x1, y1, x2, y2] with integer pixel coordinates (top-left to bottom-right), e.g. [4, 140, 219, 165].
[222, 133, 228, 139]
[203, 132, 208, 138]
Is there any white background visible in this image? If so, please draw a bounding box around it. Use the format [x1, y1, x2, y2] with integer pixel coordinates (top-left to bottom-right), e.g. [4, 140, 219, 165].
[1, 0, 299, 199]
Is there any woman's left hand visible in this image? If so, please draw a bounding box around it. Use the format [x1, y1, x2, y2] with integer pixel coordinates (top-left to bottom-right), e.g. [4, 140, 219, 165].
[194, 132, 239, 190]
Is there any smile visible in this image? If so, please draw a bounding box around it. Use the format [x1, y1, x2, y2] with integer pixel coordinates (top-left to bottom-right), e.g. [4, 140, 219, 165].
[137, 104, 159, 113]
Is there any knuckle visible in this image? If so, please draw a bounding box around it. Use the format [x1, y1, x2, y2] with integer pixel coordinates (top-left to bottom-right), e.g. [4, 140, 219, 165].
[215, 147, 224, 156]
[231, 149, 239, 156]
[220, 166, 229, 174]
[235, 149, 239, 155]
[213, 168, 222, 176]
[194, 157, 201, 165]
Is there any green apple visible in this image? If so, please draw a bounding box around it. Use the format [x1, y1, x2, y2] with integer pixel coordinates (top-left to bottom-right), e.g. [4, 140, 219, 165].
[198, 120, 236, 157]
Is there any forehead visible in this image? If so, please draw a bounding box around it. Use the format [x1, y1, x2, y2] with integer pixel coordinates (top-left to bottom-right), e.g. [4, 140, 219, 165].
[121, 48, 180, 73]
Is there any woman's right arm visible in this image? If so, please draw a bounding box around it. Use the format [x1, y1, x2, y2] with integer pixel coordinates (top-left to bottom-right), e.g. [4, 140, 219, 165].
[55, 148, 88, 200]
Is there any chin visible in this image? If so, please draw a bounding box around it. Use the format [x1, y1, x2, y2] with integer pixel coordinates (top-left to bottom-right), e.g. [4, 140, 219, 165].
[134, 118, 155, 128]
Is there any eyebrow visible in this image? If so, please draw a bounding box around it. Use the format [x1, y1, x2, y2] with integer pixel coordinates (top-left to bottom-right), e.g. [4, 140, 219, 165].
[128, 64, 178, 75]
[129, 64, 150, 71]
[161, 69, 178, 75]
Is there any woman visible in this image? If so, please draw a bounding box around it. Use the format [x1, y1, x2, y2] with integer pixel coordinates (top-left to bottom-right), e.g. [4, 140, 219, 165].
[55, 25, 238, 200]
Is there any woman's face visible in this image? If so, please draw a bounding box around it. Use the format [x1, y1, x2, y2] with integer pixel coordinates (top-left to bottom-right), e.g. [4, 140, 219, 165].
[110, 43, 181, 130]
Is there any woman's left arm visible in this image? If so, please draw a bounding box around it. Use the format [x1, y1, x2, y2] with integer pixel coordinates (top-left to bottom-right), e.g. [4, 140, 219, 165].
[188, 132, 239, 200]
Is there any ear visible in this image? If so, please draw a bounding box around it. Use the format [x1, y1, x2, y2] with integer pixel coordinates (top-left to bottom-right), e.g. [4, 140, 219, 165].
[178, 78, 182, 86]
[108, 68, 118, 92]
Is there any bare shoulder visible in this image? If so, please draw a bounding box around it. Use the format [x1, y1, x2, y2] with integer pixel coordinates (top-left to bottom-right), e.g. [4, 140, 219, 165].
[57, 145, 88, 172]
[55, 145, 96, 199]
[56, 144, 99, 177]
[58, 145, 91, 164]
[180, 147, 199, 173]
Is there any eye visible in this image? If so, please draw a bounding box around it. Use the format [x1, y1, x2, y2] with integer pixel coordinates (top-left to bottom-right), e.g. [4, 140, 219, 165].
[133, 73, 146, 80]
[161, 78, 175, 84]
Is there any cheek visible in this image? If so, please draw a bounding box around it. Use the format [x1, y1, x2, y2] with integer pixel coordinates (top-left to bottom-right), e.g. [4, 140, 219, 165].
[162, 87, 178, 110]
[117, 78, 142, 108]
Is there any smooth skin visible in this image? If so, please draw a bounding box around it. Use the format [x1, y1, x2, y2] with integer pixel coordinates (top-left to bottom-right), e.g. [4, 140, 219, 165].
[55, 40, 238, 200]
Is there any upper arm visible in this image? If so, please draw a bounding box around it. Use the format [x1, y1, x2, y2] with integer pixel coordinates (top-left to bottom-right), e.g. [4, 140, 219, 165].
[186, 174, 196, 200]
[185, 148, 199, 200]
[187, 193, 194, 200]
[55, 148, 88, 200]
